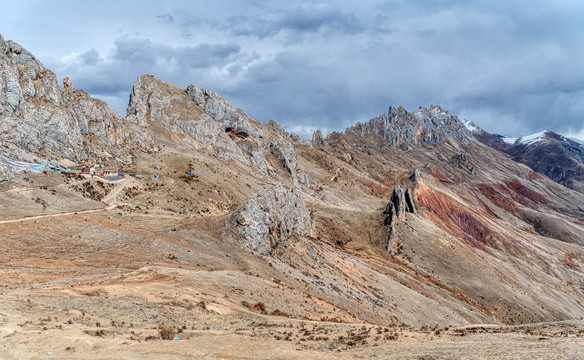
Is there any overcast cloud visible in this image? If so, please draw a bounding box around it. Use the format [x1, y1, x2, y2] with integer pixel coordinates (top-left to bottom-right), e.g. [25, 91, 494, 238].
[1, 0, 583, 139]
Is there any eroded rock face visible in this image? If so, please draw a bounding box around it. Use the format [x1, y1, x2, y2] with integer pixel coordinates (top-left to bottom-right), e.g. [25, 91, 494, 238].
[126, 77, 309, 186]
[312, 130, 329, 148]
[383, 170, 419, 254]
[0, 34, 147, 163]
[127, 75, 249, 164]
[186, 84, 309, 187]
[186, 84, 263, 140]
[347, 105, 471, 148]
[232, 185, 314, 254]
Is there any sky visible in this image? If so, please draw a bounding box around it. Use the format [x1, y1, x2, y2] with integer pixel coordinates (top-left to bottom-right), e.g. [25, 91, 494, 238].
[1, 0, 583, 139]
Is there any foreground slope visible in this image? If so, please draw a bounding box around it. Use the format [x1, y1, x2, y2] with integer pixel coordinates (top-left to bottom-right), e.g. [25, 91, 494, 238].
[1, 34, 584, 358]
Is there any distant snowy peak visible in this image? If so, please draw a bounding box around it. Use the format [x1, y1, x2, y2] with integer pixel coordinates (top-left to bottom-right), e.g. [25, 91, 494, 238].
[501, 130, 550, 147]
[519, 130, 549, 146]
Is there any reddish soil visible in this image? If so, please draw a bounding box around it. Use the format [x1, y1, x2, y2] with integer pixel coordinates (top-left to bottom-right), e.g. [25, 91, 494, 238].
[432, 170, 453, 184]
[417, 187, 494, 249]
[506, 180, 547, 204]
[467, 190, 499, 218]
[528, 170, 540, 180]
[476, 184, 516, 214]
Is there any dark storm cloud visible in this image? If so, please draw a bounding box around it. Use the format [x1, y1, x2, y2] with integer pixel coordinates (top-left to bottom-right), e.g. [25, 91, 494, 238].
[111, 38, 240, 69]
[223, 4, 364, 39]
[52, 37, 243, 112]
[78, 49, 102, 66]
[5, 1, 582, 139]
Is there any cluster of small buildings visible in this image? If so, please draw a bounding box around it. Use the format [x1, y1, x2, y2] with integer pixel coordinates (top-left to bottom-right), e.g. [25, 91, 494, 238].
[67, 163, 121, 177]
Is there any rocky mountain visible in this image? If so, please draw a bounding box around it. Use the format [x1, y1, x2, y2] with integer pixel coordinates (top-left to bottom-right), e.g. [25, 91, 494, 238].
[0, 34, 150, 164]
[470, 124, 584, 193]
[1, 34, 307, 187]
[347, 105, 470, 149]
[1, 33, 584, 358]
[127, 75, 309, 187]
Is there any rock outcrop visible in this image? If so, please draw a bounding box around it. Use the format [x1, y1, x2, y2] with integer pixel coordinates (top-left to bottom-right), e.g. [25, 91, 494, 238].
[383, 170, 420, 254]
[231, 185, 314, 254]
[186, 84, 309, 187]
[126, 75, 309, 186]
[0, 34, 148, 163]
[311, 130, 329, 148]
[127, 75, 249, 163]
[347, 105, 471, 148]
[0, 34, 310, 184]
[63, 77, 73, 89]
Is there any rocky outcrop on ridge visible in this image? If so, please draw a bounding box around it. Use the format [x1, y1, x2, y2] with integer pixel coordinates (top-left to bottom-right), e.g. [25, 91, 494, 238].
[230, 185, 314, 254]
[0, 34, 309, 183]
[347, 105, 471, 148]
[186, 84, 309, 186]
[127, 75, 248, 163]
[127, 75, 309, 186]
[311, 130, 329, 148]
[383, 170, 419, 254]
[0, 34, 148, 163]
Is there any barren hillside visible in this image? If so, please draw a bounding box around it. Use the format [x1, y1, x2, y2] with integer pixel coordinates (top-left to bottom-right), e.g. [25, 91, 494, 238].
[1, 34, 583, 359]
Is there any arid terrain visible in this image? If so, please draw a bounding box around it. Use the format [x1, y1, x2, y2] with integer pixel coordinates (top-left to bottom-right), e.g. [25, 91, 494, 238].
[1, 34, 584, 359]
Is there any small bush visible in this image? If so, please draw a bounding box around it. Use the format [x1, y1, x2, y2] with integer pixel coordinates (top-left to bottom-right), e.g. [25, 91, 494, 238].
[159, 326, 176, 340]
[454, 328, 467, 336]
[271, 309, 290, 317]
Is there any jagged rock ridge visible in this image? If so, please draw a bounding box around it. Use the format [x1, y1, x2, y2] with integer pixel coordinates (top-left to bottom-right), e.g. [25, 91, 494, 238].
[0, 34, 149, 163]
[127, 75, 309, 187]
[347, 105, 471, 148]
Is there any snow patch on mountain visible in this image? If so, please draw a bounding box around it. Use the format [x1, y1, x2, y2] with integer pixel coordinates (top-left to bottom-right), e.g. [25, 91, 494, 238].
[503, 137, 518, 145]
[462, 119, 480, 133]
[519, 130, 548, 146]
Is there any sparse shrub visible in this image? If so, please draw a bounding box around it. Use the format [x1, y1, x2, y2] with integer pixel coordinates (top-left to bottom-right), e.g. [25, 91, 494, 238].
[454, 328, 467, 336]
[271, 309, 290, 317]
[159, 326, 176, 340]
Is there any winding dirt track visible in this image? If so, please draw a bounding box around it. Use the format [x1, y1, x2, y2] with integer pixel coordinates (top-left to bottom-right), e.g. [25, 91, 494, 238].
[0, 205, 116, 224]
